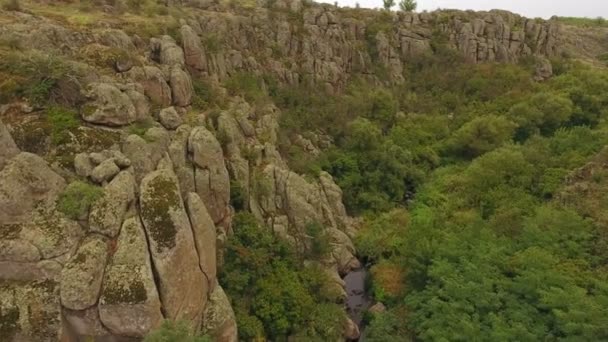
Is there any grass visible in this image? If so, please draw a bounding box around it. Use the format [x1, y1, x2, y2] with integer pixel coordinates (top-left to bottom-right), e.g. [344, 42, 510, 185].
[57, 181, 104, 219]
[127, 118, 155, 139]
[47, 106, 80, 144]
[0, 50, 73, 106]
[556, 16, 608, 28]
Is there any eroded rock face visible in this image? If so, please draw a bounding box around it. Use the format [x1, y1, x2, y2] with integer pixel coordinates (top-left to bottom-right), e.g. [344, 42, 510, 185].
[159, 106, 183, 130]
[151, 35, 185, 66]
[185, 192, 217, 290]
[139, 169, 206, 327]
[181, 24, 207, 72]
[188, 126, 231, 224]
[170, 66, 193, 107]
[0, 279, 62, 342]
[60, 235, 108, 311]
[202, 285, 238, 342]
[0, 118, 19, 170]
[82, 83, 137, 126]
[98, 217, 163, 337]
[89, 171, 136, 238]
[0, 152, 65, 223]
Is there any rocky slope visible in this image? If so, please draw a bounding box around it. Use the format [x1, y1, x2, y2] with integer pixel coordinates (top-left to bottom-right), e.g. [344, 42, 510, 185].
[0, 0, 605, 341]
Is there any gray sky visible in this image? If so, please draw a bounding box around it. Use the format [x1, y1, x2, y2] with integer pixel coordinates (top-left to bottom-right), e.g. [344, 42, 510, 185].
[318, 0, 608, 19]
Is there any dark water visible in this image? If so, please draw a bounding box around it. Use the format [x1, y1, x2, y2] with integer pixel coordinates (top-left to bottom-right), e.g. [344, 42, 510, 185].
[344, 267, 372, 335]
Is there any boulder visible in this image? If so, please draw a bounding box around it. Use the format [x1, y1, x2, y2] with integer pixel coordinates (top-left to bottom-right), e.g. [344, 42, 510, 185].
[343, 317, 361, 340]
[90, 158, 120, 184]
[89, 171, 136, 238]
[168, 125, 195, 198]
[74, 153, 94, 178]
[122, 128, 170, 184]
[185, 192, 217, 290]
[98, 217, 163, 337]
[151, 35, 185, 66]
[139, 169, 206, 326]
[136, 66, 173, 107]
[0, 279, 62, 342]
[63, 306, 112, 338]
[368, 302, 387, 315]
[0, 152, 65, 223]
[82, 83, 137, 126]
[181, 24, 207, 72]
[188, 126, 230, 224]
[159, 106, 183, 130]
[170, 66, 193, 107]
[201, 285, 238, 342]
[0, 118, 19, 170]
[60, 235, 108, 310]
[18, 206, 84, 260]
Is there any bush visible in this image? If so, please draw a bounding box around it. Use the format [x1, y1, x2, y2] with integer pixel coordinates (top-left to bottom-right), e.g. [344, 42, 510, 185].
[47, 106, 80, 144]
[144, 320, 210, 342]
[0, 51, 73, 106]
[305, 222, 331, 259]
[57, 181, 104, 219]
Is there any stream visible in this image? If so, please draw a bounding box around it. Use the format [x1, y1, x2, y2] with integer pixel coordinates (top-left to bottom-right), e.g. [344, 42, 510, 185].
[344, 267, 372, 341]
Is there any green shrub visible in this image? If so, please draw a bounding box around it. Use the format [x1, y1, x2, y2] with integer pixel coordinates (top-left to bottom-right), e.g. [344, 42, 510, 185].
[144, 320, 210, 342]
[0, 51, 73, 106]
[47, 106, 80, 144]
[224, 72, 268, 104]
[127, 119, 155, 139]
[57, 181, 103, 219]
[305, 222, 331, 259]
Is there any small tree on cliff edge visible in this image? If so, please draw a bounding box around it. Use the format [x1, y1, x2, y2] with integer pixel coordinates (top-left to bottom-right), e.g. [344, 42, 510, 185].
[399, 0, 417, 12]
[383, 0, 395, 11]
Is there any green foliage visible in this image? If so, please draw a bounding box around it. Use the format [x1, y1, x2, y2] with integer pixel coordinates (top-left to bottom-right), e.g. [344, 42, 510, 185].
[47, 106, 80, 144]
[57, 181, 103, 219]
[508, 92, 574, 140]
[305, 222, 331, 259]
[366, 310, 410, 342]
[0, 50, 74, 106]
[191, 79, 225, 110]
[229, 180, 246, 211]
[127, 119, 155, 139]
[144, 320, 210, 342]
[556, 16, 608, 28]
[398, 0, 416, 12]
[356, 209, 409, 261]
[220, 213, 345, 340]
[224, 72, 268, 104]
[382, 0, 395, 10]
[445, 115, 516, 158]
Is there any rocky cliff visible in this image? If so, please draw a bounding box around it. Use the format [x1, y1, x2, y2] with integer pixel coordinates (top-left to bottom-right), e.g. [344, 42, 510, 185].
[0, 0, 602, 341]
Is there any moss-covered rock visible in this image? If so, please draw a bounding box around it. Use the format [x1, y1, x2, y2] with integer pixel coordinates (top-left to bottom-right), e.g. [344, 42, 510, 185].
[89, 171, 135, 237]
[140, 168, 206, 328]
[0, 279, 61, 342]
[202, 285, 238, 342]
[60, 236, 108, 310]
[98, 217, 163, 337]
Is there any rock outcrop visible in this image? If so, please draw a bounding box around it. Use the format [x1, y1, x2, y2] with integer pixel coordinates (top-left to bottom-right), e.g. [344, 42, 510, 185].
[98, 217, 163, 337]
[140, 169, 207, 327]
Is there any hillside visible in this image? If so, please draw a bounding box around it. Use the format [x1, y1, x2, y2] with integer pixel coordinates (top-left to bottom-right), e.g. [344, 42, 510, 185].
[1, 0, 608, 341]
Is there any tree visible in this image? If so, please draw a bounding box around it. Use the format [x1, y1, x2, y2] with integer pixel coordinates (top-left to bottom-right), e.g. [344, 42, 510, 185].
[399, 0, 417, 11]
[383, 0, 395, 11]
